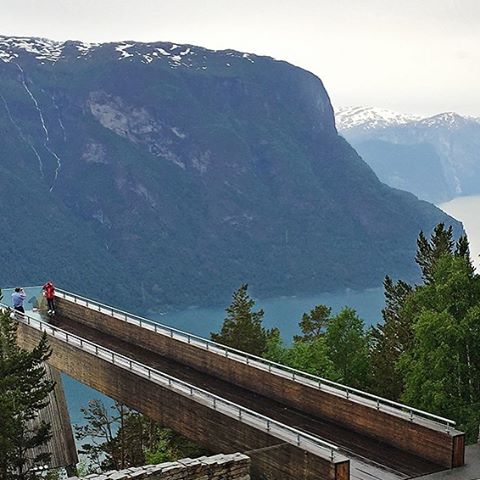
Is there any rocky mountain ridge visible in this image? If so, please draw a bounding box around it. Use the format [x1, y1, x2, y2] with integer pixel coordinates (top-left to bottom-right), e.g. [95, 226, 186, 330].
[0, 35, 231, 61]
[335, 106, 420, 133]
[336, 106, 480, 203]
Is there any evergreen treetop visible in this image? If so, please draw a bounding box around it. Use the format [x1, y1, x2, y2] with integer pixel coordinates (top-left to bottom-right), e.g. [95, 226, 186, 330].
[295, 304, 332, 342]
[211, 284, 269, 356]
[0, 310, 55, 480]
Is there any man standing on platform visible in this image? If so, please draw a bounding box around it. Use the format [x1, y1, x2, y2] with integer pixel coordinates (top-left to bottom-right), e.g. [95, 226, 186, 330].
[12, 287, 26, 313]
[43, 281, 56, 315]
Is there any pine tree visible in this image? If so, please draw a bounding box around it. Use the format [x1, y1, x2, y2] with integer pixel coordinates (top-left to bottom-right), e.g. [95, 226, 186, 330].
[295, 305, 331, 342]
[369, 276, 414, 399]
[75, 400, 126, 471]
[367, 224, 480, 440]
[211, 284, 268, 356]
[0, 309, 54, 480]
[416, 223, 454, 282]
[75, 400, 207, 473]
[455, 233, 475, 276]
[369, 227, 473, 400]
[455, 233, 470, 259]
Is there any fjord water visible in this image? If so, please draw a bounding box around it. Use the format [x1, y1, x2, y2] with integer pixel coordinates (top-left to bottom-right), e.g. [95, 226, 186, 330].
[440, 194, 480, 269]
[155, 288, 385, 341]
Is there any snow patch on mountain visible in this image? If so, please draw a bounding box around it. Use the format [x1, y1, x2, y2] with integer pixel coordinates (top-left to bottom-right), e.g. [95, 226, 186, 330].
[115, 43, 135, 59]
[335, 106, 420, 131]
[419, 112, 475, 129]
[157, 48, 170, 56]
[76, 41, 99, 57]
[0, 36, 63, 62]
[0, 35, 259, 69]
[336, 106, 480, 133]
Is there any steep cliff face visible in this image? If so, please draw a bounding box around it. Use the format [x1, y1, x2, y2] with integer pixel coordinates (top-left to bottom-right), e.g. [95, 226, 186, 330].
[0, 37, 461, 309]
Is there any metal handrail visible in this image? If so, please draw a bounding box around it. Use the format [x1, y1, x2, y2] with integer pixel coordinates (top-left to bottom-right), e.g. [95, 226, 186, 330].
[2, 303, 340, 461]
[54, 287, 457, 432]
[0, 285, 43, 291]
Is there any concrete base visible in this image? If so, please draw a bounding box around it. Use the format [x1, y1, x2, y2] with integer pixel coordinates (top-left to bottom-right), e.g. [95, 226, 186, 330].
[414, 444, 480, 479]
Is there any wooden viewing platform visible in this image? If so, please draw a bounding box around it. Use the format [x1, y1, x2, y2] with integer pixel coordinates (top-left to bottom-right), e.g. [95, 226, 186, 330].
[5, 288, 468, 480]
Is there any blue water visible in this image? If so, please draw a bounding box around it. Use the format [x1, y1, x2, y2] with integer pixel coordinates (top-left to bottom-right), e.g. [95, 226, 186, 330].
[155, 287, 385, 342]
[61, 374, 114, 426]
[440, 195, 480, 271]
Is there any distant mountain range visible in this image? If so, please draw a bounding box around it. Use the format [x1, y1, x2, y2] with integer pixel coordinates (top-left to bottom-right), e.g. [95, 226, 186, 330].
[336, 107, 480, 204]
[0, 36, 461, 310]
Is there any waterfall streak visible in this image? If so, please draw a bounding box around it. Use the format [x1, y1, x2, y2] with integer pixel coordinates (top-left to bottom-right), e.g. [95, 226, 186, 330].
[51, 92, 67, 142]
[15, 63, 62, 192]
[0, 94, 45, 178]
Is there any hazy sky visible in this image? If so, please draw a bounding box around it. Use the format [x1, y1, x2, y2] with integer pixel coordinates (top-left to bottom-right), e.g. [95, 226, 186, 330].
[1, 0, 479, 116]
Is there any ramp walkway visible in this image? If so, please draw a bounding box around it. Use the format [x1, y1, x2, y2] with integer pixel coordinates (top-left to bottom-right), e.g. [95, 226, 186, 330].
[2, 287, 467, 480]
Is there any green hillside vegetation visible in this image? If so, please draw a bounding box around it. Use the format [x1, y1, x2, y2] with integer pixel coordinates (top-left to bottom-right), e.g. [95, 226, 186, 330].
[212, 224, 480, 441]
[0, 38, 461, 311]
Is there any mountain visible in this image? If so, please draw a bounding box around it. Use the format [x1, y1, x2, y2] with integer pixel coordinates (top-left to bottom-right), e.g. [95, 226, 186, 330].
[0, 36, 461, 311]
[335, 106, 420, 137]
[336, 107, 480, 203]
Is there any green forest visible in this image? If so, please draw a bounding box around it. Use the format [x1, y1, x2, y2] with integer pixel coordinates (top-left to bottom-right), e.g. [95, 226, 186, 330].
[212, 224, 480, 442]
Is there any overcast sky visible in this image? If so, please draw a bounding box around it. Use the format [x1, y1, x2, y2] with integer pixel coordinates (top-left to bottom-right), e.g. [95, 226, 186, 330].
[1, 0, 479, 116]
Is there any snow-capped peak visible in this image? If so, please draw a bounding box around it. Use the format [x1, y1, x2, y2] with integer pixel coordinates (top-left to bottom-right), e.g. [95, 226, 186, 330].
[0, 35, 101, 62]
[418, 112, 476, 129]
[0, 35, 64, 62]
[336, 106, 480, 133]
[0, 35, 259, 69]
[335, 106, 420, 132]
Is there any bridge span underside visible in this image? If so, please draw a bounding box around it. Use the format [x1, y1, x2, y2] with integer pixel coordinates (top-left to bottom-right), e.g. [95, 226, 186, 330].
[14, 291, 465, 480]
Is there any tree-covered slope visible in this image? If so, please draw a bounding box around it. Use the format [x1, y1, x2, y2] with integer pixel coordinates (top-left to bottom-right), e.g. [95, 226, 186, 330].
[0, 36, 461, 310]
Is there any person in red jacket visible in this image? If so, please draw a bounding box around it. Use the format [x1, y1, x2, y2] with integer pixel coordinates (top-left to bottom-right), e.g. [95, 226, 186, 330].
[43, 281, 56, 315]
